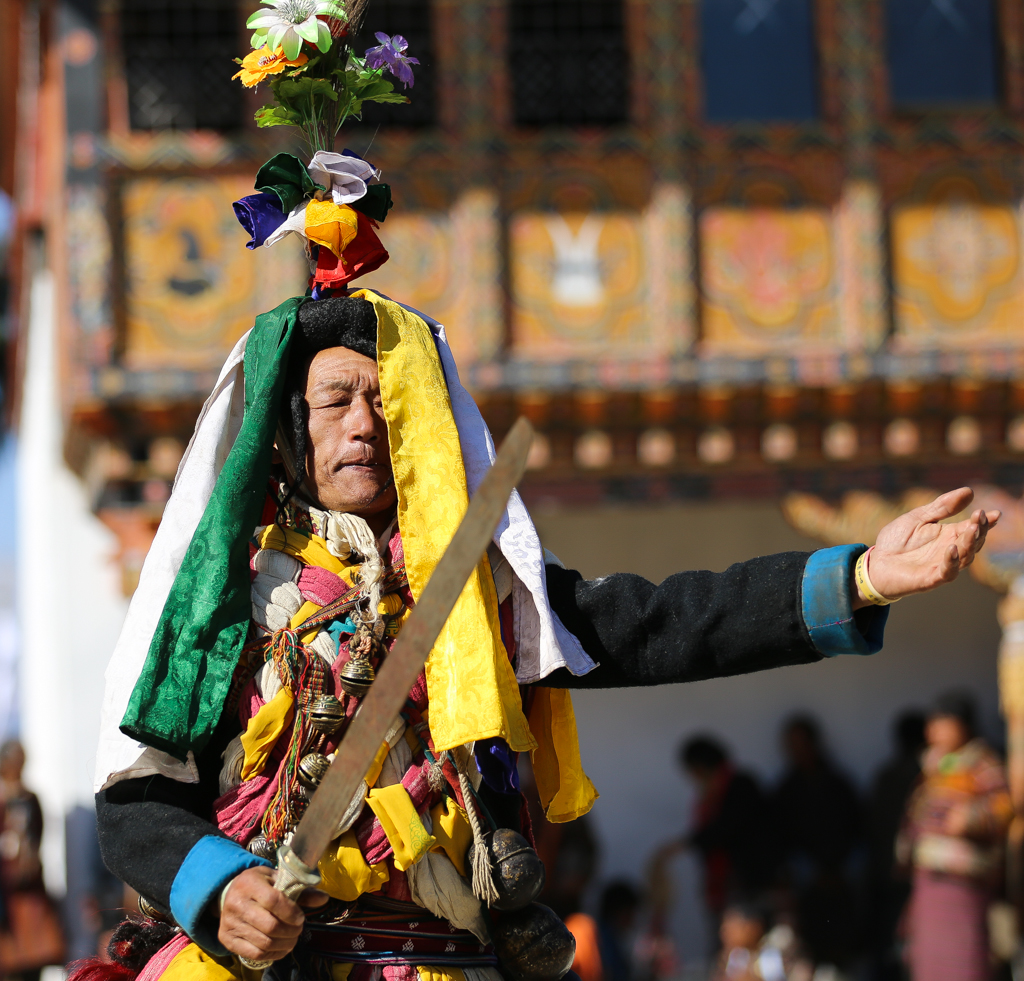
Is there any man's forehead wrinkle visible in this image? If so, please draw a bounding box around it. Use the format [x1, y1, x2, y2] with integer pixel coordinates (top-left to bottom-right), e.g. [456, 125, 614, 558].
[307, 371, 380, 401]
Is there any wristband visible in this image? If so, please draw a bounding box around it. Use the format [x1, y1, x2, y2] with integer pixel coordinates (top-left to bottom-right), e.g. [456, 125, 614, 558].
[854, 547, 900, 606]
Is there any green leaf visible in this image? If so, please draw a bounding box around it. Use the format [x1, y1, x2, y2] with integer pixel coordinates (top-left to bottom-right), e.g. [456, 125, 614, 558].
[364, 92, 409, 105]
[254, 106, 302, 129]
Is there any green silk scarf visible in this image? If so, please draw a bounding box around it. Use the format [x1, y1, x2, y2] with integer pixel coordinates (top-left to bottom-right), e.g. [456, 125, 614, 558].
[119, 297, 303, 760]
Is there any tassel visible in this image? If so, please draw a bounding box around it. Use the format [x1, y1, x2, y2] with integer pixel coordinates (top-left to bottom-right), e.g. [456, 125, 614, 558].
[427, 755, 447, 793]
[456, 761, 500, 906]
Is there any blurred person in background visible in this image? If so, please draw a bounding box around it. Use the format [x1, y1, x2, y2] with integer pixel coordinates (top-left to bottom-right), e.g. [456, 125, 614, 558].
[711, 898, 812, 981]
[0, 740, 64, 980]
[773, 716, 862, 970]
[865, 710, 926, 981]
[899, 691, 1011, 981]
[596, 881, 641, 981]
[656, 735, 775, 922]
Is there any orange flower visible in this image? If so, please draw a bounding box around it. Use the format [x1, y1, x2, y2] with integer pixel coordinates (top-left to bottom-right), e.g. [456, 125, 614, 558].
[232, 47, 308, 88]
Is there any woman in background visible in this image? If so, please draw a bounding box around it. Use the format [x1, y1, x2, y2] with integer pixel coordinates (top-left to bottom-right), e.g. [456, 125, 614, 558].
[901, 692, 1012, 981]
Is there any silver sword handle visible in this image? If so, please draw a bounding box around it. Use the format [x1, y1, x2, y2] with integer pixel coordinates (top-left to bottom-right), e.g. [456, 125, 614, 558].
[239, 844, 323, 971]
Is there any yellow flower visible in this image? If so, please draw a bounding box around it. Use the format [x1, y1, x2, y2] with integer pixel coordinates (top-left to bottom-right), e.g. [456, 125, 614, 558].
[232, 47, 308, 88]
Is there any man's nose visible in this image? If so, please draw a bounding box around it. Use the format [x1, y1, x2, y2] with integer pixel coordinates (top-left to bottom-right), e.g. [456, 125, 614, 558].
[348, 396, 380, 442]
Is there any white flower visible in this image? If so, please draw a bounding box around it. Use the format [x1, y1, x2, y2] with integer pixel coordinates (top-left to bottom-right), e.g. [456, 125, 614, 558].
[247, 0, 346, 61]
[307, 151, 380, 205]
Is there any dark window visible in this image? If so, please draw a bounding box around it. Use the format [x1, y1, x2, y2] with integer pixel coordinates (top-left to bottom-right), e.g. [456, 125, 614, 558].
[509, 0, 629, 126]
[886, 0, 998, 108]
[121, 0, 242, 131]
[700, 0, 818, 122]
[352, 0, 436, 127]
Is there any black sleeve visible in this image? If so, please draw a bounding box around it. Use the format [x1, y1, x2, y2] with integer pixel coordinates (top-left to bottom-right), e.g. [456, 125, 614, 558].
[538, 552, 821, 689]
[95, 721, 234, 914]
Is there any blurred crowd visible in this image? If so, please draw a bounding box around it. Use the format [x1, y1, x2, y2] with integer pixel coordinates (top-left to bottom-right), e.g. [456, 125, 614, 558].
[531, 692, 1017, 981]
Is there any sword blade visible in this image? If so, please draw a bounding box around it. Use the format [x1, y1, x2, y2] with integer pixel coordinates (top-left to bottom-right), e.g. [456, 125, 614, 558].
[288, 416, 534, 869]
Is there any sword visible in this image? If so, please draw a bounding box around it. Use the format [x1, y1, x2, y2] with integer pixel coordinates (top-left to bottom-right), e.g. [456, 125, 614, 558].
[241, 416, 534, 968]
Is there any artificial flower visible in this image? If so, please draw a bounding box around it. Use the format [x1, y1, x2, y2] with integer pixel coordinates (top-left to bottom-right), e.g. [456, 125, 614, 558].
[307, 150, 379, 204]
[232, 46, 308, 88]
[313, 211, 389, 287]
[254, 152, 321, 213]
[232, 192, 289, 249]
[263, 201, 310, 248]
[305, 199, 360, 256]
[247, 0, 346, 61]
[364, 33, 419, 89]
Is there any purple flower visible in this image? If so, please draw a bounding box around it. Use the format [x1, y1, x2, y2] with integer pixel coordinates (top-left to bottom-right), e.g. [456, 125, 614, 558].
[364, 32, 419, 89]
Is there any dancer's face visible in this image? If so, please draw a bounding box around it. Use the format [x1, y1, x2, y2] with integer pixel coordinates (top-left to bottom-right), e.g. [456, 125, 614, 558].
[301, 346, 397, 531]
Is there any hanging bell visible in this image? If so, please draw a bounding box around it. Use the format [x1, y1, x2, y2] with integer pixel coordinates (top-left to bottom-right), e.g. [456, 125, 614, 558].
[247, 835, 276, 862]
[309, 693, 345, 734]
[339, 655, 375, 697]
[467, 828, 546, 911]
[491, 902, 576, 981]
[298, 752, 331, 790]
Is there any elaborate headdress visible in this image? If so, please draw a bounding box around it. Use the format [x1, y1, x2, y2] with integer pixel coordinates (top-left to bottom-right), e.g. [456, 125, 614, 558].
[230, 0, 418, 294]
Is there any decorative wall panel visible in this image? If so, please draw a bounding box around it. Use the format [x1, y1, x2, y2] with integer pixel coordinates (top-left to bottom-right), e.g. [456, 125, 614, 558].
[361, 189, 504, 366]
[122, 175, 307, 370]
[892, 177, 1024, 349]
[510, 210, 649, 359]
[700, 206, 840, 353]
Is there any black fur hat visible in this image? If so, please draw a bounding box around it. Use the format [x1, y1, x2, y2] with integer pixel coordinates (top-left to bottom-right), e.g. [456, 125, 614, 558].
[295, 296, 378, 361]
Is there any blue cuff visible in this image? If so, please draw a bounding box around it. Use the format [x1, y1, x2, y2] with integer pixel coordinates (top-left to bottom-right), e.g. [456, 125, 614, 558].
[170, 835, 272, 954]
[802, 544, 889, 657]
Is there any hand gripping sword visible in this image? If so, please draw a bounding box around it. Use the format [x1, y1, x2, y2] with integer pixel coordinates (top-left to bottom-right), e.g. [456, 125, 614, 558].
[240, 417, 534, 970]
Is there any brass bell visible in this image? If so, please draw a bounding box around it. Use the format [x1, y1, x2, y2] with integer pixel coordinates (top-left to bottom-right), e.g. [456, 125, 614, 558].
[492, 902, 576, 981]
[339, 656, 375, 697]
[247, 835, 276, 861]
[309, 693, 345, 734]
[297, 752, 331, 790]
[467, 829, 546, 911]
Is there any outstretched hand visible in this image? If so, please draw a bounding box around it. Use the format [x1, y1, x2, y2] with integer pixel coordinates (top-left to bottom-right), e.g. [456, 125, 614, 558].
[852, 487, 1000, 610]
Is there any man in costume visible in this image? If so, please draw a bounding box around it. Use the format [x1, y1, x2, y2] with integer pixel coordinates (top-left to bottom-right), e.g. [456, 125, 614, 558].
[88, 9, 999, 981]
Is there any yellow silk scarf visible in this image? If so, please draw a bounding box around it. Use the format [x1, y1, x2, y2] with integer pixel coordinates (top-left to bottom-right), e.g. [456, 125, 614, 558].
[352, 289, 596, 821]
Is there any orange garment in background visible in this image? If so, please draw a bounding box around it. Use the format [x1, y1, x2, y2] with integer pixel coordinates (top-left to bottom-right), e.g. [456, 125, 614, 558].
[565, 912, 603, 981]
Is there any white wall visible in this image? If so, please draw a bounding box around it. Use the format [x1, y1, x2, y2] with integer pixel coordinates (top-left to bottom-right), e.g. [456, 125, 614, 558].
[17, 270, 129, 894]
[531, 501, 1002, 963]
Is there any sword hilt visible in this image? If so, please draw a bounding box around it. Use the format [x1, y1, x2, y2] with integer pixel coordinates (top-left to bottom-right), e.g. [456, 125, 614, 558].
[239, 844, 322, 972]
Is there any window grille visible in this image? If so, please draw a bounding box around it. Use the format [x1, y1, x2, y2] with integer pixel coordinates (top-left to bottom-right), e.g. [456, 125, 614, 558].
[886, 0, 999, 108]
[120, 0, 242, 132]
[700, 0, 818, 122]
[352, 0, 436, 128]
[509, 0, 629, 127]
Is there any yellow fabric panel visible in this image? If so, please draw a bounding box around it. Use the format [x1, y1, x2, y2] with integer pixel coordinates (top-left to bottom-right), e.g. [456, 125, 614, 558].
[365, 783, 436, 871]
[305, 200, 360, 257]
[356, 289, 535, 755]
[429, 797, 472, 877]
[318, 829, 390, 901]
[331, 965, 355, 981]
[159, 941, 263, 981]
[259, 525, 346, 576]
[240, 688, 295, 780]
[365, 738, 391, 789]
[528, 687, 598, 823]
[417, 968, 466, 981]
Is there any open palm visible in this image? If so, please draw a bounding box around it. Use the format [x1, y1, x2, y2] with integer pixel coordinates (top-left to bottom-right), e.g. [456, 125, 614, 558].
[861, 487, 1001, 606]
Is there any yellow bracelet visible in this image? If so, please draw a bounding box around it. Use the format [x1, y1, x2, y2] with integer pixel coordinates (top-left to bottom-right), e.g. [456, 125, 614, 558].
[854, 547, 900, 606]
